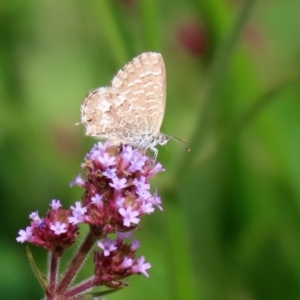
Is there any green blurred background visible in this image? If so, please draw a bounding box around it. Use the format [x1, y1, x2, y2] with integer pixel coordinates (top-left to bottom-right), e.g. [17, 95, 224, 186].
[1, 0, 300, 299]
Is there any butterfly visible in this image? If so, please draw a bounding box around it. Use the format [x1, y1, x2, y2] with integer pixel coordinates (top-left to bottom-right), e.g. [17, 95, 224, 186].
[79, 52, 187, 158]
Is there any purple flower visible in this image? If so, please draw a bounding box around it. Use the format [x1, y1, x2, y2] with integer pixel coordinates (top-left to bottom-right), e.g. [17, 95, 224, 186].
[95, 141, 109, 152]
[68, 201, 87, 224]
[121, 146, 135, 161]
[68, 215, 82, 225]
[29, 211, 40, 222]
[88, 142, 109, 160]
[128, 153, 147, 172]
[98, 153, 116, 168]
[109, 177, 127, 191]
[131, 240, 140, 251]
[133, 176, 151, 199]
[148, 190, 163, 211]
[97, 238, 117, 256]
[140, 201, 154, 214]
[132, 256, 151, 277]
[70, 174, 85, 187]
[148, 162, 165, 176]
[102, 167, 116, 179]
[16, 226, 33, 243]
[50, 199, 61, 210]
[117, 231, 132, 240]
[88, 149, 101, 161]
[122, 257, 133, 268]
[70, 201, 87, 217]
[137, 189, 152, 200]
[50, 221, 67, 235]
[133, 176, 150, 192]
[116, 197, 125, 207]
[118, 206, 140, 227]
[91, 194, 103, 206]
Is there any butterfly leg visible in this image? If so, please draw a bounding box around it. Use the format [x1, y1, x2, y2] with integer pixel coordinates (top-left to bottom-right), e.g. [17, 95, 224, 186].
[150, 147, 158, 161]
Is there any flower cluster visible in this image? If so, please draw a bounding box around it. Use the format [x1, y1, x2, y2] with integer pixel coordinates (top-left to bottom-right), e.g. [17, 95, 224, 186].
[70, 142, 164, 234]
[16, 142, 164, 299]
[93, 233, 151, 289]
[16, 199, 79, 256]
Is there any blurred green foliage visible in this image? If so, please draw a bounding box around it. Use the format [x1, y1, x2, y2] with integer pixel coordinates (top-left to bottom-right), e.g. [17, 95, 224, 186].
[1, 0, 300, 299]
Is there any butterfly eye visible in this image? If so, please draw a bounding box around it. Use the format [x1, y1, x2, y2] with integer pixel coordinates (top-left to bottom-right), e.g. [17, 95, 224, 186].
[87, 118, 94, 123]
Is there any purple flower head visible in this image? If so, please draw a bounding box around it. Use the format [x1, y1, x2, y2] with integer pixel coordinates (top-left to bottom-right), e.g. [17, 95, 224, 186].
[94, 237, 147, 288]
[73, 142, 164, 234]
[17, 199, 79, 255]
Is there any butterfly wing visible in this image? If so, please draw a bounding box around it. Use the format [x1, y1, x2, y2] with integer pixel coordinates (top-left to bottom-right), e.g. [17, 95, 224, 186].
[80, 87, 147, 142]
[111, 52, 166, 136]
[80, 52, 166, 145]
[80, 87, 121, 140]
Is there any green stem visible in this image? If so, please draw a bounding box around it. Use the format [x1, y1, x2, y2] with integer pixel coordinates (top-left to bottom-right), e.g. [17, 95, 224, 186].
[176, 0, 257, 176]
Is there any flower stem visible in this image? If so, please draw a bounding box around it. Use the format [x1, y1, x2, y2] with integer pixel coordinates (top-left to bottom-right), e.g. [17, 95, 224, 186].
[63, 276, 96, 298]
[56, 229, 98, 294]
[48, 252, 59, 290]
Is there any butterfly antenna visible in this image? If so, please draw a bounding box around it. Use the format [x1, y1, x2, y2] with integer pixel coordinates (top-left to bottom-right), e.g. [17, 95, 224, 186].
[169, 135, 190, 152]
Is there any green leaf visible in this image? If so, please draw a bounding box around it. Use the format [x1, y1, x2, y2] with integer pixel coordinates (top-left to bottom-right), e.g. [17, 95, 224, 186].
[26, 246, 48, 290]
